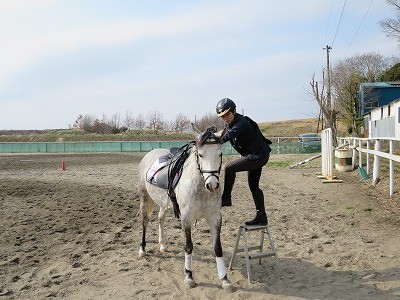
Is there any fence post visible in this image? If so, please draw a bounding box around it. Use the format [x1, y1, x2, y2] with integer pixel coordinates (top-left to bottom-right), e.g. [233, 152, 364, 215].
[372, 139, 381, 185]
[390, 140, 394, 196]
[277, 138, 280, 154]
[358, 140, 362, 168]
[352, 138, 357, 170]
[321, 128, 333, 180]
[366, 140, 370, 175]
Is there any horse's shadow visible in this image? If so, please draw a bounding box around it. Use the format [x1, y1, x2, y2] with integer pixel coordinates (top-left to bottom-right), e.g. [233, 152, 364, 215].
[138, 242, 400, 299]
[136, 216, 400, 298]
[229, 255, 400, 299]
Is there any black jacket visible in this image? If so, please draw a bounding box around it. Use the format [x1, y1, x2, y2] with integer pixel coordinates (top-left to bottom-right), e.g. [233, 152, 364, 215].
[221, 113, 271, 157]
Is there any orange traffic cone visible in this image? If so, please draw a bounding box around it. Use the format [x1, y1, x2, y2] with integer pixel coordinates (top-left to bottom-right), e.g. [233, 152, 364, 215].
[61, 161, 66, 171]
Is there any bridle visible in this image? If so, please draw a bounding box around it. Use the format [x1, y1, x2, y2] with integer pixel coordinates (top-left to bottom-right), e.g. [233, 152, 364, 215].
[195, 135, 223, 183]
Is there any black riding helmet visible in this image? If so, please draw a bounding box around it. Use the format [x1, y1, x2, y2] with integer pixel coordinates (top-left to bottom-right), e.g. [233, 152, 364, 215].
[216, 98, 236, 116]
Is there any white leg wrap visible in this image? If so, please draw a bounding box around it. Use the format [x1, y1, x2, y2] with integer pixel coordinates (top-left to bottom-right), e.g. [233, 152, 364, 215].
[216, 257, 227, 279]
[185, 254, 192, 271]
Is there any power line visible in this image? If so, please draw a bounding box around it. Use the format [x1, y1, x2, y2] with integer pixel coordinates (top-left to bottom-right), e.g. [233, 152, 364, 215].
[345, 0, 374, 56]
[331, 0, 347, 47]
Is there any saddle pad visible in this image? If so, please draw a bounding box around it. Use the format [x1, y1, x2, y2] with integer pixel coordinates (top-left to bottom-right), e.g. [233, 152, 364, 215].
[146, 154, 171, 189]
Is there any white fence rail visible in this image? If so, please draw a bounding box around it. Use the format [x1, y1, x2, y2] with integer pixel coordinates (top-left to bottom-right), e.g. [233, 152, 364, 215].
[338, 136, 400, 197]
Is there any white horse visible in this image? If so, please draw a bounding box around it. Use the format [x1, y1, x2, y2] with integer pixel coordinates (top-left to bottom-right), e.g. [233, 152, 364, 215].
[137, 126, 232, 291]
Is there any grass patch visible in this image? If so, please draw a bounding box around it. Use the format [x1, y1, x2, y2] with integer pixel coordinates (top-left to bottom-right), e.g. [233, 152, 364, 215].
[268, 161, 290, 167]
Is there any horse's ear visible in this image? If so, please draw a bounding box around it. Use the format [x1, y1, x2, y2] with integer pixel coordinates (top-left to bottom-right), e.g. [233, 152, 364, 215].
[214, 128, 226, 143]
[191, 123, 203, 141]
[190, 123, 201, 135]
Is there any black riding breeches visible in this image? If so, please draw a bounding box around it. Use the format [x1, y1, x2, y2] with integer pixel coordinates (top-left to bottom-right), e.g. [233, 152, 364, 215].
[222, 154, 269, 199]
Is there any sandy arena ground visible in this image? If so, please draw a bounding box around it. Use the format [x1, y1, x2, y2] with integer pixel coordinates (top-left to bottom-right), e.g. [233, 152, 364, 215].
[0, 152, 399, 299]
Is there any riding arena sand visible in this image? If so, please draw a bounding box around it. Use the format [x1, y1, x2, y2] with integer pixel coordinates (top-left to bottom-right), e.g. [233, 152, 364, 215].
[0, 152, 399, 299]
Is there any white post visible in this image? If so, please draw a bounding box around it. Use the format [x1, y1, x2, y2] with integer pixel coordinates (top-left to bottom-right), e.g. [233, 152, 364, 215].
[321, 133, 326, 176]
[390, 140, 394, 197]
[321, 128, 333, 180]
[366, 140, 370, 175]
[372, 140, 381, 186]
[358, 139, 362, 168]
[328, 131, 333, 180]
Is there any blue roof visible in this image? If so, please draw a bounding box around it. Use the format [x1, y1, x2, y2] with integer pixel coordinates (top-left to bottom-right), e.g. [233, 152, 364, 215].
[359, 82, 400, 115]
[360, 82, 400, 88]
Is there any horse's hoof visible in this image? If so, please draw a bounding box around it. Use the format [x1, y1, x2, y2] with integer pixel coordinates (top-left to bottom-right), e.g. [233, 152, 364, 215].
[138, 247, 146, 258]
[222, 279, 233, 292]
[159, 244, 167, 253]
[184, 277, 197, 289]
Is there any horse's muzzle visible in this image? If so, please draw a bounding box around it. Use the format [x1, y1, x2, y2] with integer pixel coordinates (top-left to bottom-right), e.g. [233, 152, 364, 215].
[206, 182, 220, 192]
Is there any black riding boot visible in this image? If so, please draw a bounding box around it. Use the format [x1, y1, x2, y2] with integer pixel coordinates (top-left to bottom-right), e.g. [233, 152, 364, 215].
[221, 172, 235, 207]
[245, 189, 268, 226]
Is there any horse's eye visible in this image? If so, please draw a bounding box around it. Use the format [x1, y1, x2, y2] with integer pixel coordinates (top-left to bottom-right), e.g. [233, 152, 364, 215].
[198, 154, 203, 158]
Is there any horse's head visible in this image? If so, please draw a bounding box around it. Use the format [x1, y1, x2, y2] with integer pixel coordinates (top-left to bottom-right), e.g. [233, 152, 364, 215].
[192, 124, 226, 192]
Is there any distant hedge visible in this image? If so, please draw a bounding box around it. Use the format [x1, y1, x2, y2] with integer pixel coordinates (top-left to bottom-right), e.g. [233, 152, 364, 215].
[0, 129, 194, 142]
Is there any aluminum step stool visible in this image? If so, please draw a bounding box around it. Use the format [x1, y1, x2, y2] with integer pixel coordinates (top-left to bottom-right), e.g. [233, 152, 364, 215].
[229, 224, 281, 284]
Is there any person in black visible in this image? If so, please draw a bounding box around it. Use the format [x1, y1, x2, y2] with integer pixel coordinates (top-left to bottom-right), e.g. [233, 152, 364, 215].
[216, 98, 271, 226]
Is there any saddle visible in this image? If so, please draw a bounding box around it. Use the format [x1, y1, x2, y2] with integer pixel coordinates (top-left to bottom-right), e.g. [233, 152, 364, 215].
[145, 127, 219, 220]
[146, 144, 193, 192]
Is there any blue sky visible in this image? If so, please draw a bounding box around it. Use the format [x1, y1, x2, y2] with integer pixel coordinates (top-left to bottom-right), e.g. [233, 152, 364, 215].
[0, 0, 399, 129]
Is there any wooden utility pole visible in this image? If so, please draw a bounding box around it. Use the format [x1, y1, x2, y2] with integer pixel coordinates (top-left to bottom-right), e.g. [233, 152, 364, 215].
[324, 45, 332, 110]
[322, 45, 337, 146]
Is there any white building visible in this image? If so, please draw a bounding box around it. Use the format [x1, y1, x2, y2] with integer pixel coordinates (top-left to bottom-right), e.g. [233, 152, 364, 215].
[364, 98, 400, 138]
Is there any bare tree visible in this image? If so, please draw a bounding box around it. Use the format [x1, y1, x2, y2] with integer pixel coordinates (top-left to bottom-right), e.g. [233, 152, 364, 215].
[380, 0, 400, 44]
[196, 112, 224, 132]
[123, 111, 135, 129]
[146, 110, 165, 131]
[308, 73, 338, 145]
[72, 114, 84, 129]
[332, 67, 364, 135]
[345, 53, 391, 82]
[171, 113, 191, 132]
[73, 114, 96, 133]
[109, 113, 121, 131]
[101, 112, 108, 126]
[134, 113, 146, 130]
